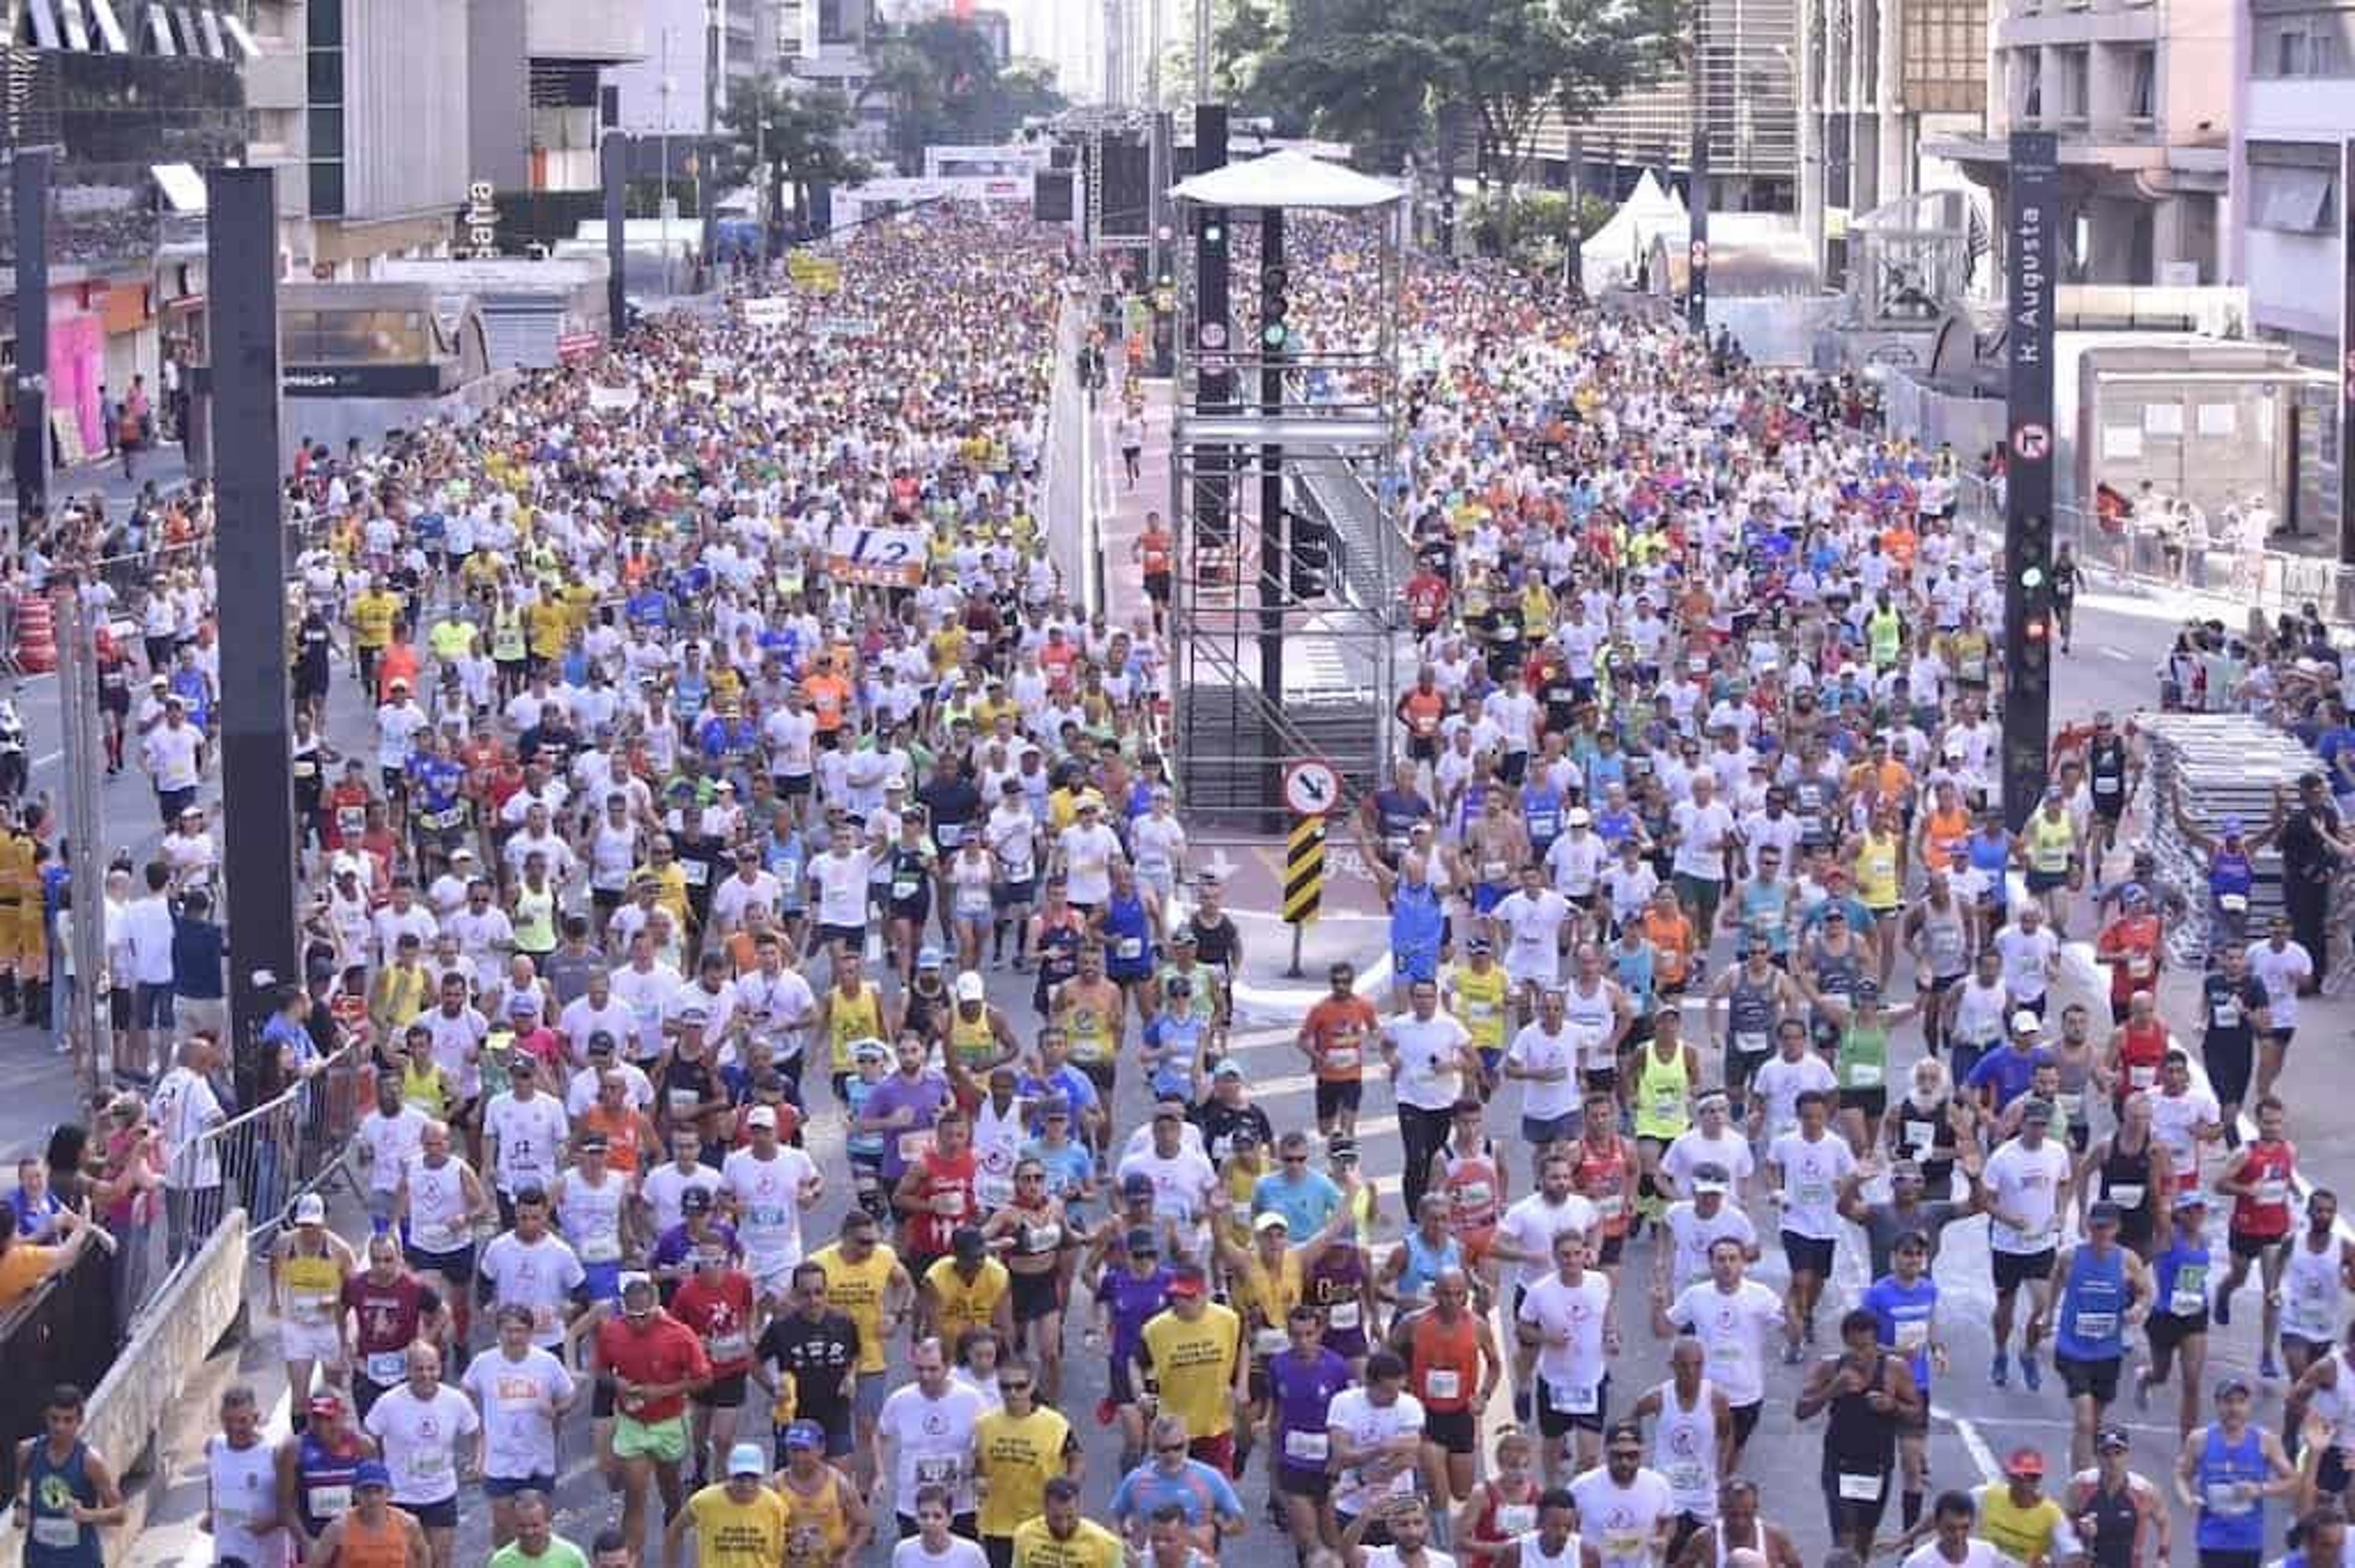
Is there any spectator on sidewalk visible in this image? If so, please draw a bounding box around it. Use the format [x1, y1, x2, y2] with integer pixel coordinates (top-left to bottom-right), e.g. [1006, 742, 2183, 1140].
[153, 1031, 225, 1265]
[120, 864, 176, 1083]
[0, 1200, 93, 1308]
[8, 1152, 71, 1242]
[170, 890, 227, 1045]
[93, 1091, 162, 1327]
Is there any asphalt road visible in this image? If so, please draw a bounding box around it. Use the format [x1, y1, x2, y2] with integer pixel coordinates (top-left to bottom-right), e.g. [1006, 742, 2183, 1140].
[15, 412, 2344, 1564]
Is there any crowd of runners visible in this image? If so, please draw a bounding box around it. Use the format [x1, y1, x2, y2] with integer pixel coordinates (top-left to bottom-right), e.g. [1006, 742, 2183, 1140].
[8, 199, 2355, 1568]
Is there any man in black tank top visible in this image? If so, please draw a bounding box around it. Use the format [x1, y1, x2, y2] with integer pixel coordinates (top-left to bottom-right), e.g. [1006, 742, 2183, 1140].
[1796, 1308, 1922, 1556]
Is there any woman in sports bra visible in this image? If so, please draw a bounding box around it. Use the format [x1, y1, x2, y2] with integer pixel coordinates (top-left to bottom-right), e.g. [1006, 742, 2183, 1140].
[1455, 1426, 1544, 1565]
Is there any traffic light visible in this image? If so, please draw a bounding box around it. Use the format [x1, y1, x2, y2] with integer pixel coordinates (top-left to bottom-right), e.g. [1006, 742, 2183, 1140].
[1261, 262, 1290, 353]
[2010, 508, 2054, 687]
[1287, 508, 1330, 600]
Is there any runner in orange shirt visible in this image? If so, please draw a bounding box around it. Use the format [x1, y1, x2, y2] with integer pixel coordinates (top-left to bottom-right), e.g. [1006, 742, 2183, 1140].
[1641, 885, 1699, 998]
[1297, 960, 1380, 1141]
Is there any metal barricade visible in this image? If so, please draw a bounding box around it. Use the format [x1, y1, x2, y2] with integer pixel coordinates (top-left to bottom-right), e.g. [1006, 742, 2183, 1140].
[180, 1046, 366, 1256]
[1955, 472, 2355, 625]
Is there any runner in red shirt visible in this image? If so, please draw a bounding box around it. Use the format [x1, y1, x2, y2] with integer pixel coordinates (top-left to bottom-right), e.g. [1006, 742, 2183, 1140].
[2094, 888, 2165, 1025]
[1406, 567, 1451, 636]
[1570, 1091, 1636, 1302]
[893, 1112, 980, 1289]
[341, 1233, 446, 1420]
[593, 1274, 712, 1553]
[668, 1244, 759, 1488]
[2215, 1095, 2299, 1371]
[2104, 994, 2170, 1114]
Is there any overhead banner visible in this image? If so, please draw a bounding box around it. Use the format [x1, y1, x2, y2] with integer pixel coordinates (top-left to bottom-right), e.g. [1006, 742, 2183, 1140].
[741, 296, 792, 327]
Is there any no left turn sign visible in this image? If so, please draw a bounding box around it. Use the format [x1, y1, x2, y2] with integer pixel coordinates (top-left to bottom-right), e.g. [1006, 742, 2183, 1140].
[2013, 422, 2051, 461]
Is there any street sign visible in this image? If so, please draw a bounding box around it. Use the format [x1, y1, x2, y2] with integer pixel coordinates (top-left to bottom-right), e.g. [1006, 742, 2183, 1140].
[1284, 759, 1341, 817]
[1283, 817, 1326, 926]
[2012, 422, 2051, 462]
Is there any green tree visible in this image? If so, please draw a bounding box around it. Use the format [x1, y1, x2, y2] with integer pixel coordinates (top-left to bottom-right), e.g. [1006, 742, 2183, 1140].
[714, 81, 872, 243]
[863, 17, 1067, 174]
[1252, 0, 1442, 168]
[1252, 0, 1682, 186]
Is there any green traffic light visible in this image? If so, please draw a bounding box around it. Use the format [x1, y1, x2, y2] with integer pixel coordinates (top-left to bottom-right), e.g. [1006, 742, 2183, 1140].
[2020, 566, 2045, 589]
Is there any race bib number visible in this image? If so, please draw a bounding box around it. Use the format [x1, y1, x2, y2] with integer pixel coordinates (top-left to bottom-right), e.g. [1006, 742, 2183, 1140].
[1255, 1328, 1289, 1357]
[898, 1132, 931, 1163]
[1904, 1119, 1937, 1152]
[1327, 1300, 1362, 1331]
[1426, 1369, 1462, 1400]
[2072, 1311, 2118, 1340]
[1838, 1472, 1885, 1502]
[367, 1350, 408, 1383]
[668, 1087, 704, 1119]
[31, 1518, 79, 1549]
[1496, 1504, 1537, 1537]
[2170, 1264, 2210, 1318]
[1550, 1381, 1599, 1415]
[2129, 1065, 2157, 1090]
[1118, 936, 1144, 960]
[2108, 1184, 2145, 1209]
[915, 1456, 960, 1488]
[308, 1483, 354, 1519]
[2220, 893, 2249, 914]
[710, 1332, 750, 1362]
[2257, 1180, 2289, 1206]
[580, 1234, 622, 1264]
[1325, 1047, 1360, 1073]
[1894, 1318, 1931, 1350]
[1846, 1062, 1883, 1088]
[1285, 1429, 1330, 1464]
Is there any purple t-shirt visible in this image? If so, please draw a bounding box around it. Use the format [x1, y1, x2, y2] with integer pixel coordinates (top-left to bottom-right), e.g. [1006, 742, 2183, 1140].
[863, 1071, 952, 1180]
[1268, 1348, 1353, 1472]
[1097, 1264, 1174, 1364]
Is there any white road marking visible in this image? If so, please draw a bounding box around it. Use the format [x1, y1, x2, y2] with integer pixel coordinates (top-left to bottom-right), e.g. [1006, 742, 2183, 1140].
[2103, 648, 2134, 662]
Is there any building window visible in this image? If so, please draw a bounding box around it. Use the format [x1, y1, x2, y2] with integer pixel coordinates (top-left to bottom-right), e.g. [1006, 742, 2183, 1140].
[2055, 45, 2089, 121]
[2273, 21, 2342, 77]
[2248, 163, 2335, 232]
[2126, 45, 2154, 120]
[2018, 50, 2043, 120]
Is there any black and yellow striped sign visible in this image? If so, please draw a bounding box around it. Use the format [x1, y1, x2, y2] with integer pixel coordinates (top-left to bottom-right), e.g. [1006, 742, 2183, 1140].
[1283, 817, 1325, 924]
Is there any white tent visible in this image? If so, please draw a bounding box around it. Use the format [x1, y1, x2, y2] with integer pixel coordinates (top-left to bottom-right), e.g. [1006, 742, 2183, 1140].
[1581, 170, 1688, 295]
[1170, 148, 1403, 211]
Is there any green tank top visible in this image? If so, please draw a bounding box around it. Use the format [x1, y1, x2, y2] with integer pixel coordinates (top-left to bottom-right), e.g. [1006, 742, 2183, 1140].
[1634, 1042, 1691, 1140]
[1840, 1021, 1889, 1092]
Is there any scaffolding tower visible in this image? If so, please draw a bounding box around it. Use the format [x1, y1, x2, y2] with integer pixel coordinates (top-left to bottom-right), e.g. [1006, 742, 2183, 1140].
[1166, 156, 1407, 829]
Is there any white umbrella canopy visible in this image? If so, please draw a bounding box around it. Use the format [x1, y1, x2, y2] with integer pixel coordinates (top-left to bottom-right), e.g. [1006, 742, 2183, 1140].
[1170, 148, 1405, 211]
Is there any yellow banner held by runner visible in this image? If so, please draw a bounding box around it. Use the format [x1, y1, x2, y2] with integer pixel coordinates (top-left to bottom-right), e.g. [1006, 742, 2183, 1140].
[787, 253, 842, 293]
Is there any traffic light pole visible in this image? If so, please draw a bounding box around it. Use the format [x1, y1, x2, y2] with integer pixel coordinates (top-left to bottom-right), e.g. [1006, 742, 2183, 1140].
[207, 167, 299, 1082]
[2002, 131, 2059, 827]
[1258, 207, 1286, 723]
[12, 148, 50, 530]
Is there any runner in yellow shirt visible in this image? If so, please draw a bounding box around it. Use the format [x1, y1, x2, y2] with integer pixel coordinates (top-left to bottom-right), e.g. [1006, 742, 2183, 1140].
[664, 1446, 789, 1567]
[1011, 1478, 1124, 1568]
[973, 1364, 1078, 1553]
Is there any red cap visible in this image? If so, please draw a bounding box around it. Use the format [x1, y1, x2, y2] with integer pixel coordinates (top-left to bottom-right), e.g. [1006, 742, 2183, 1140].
[1166, 1272, 1206, 1300]
[307, 1392, 345, 1418]
[2005, 1447, 2045, 1478]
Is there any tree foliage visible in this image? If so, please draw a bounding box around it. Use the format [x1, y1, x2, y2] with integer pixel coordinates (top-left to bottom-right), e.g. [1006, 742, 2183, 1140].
[863, 17, 1068, 174]
[714, 81, 873, 238]
[1249, 0, 1683, 189]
